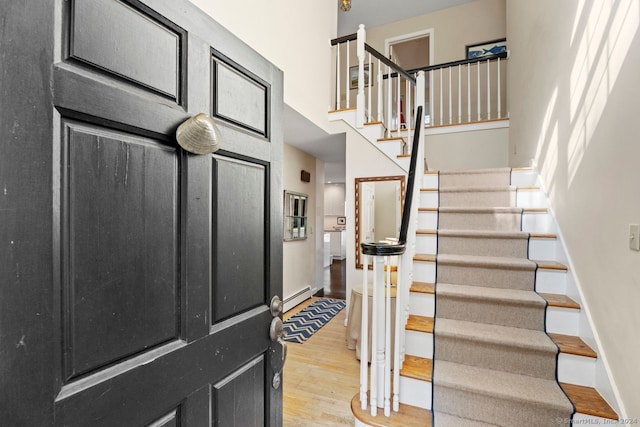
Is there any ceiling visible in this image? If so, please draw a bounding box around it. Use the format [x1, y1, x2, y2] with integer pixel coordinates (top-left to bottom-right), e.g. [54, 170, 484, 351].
[284, 1, 476, 183]
[337, 0, 476, 36]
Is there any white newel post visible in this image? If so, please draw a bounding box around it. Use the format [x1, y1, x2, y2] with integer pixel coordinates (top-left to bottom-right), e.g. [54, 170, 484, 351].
[356, 24, 366, 128]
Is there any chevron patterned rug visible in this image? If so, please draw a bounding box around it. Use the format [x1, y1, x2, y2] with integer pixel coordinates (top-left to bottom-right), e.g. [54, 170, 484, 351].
[283, 298, 346, 343]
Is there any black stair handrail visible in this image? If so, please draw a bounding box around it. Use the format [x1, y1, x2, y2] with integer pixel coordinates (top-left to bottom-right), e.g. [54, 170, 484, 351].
[361, 105, 423, 257]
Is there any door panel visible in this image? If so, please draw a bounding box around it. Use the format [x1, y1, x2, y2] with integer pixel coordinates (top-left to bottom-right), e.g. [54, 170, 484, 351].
[63, 120, 180, 380]
[212, 155, 266, 322]
[0, 0, 283, 425]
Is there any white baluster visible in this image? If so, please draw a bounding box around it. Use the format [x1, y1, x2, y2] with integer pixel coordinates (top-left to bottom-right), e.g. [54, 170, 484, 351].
[428, 70, 434, 127]
[368, 52, 372, 123]
[396, 75, 401, 131]
[377, 59, 383, 123]
[477, 61, 481, 121]
[487, 58, 491, 120]
[370, 255, 379, 415]
[497, 57, 501, 118]
[346, 40, 350, 109]
[439, 68, 443, 126]
[384, 257, 392, 416]
[393, 257, 402, 412]
[386, 64, 392, 137]
[467, 63, 471, 122]
[360, 254, 369, 410]
[406, 79, 412, 147]
[336, 43, 340, 110]
[448, 66, 452, 125]
[375, 256, 385, 410]
[356, 25, 366, 128]
[458, 64, 462, 123]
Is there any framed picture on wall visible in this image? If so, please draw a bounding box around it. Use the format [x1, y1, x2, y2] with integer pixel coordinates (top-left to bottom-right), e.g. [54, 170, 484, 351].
[465, 38, 507, 59]
[349, 63, 373, 89]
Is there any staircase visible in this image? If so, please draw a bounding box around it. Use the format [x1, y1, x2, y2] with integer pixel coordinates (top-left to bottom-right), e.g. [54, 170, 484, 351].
[330, 109, 620, 427]
[354, 167, 618, 426]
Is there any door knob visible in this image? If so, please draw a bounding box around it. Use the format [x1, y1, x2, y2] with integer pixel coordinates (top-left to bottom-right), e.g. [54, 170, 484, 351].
[176, 113, 221, 154]
[270, 296, 283, 317]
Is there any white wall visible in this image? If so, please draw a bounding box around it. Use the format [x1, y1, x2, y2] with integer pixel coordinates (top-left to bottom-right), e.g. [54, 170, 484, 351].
[188, 0, 337, 131]
[327, 121, 405, 316]
[507, 0, 640, 416]
[282, 144, 319, 303]
[366, 0, 506, 65]
[425, 126, 509, 171]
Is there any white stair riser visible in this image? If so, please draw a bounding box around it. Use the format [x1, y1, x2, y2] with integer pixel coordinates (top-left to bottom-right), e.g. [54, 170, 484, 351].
[420, 192, 438, 208]
[328, 109, 356, 123]
[413, 261, 435, 283]
[535, 269, 567, 294]
[529, 238, 557, 260]
[422, 174, 439, 188]
[558, 353, 596, 388]
[361, 124, 385, 141]
[409, 292, 435, 317]
[377, 140, 403, 159]
[546, 306, 579, 335]
[517, 189, 549, 208]
[399, 376, 432, 409]
[397, 156, 410, 171]
[522, 212, 556, 234]
[510, 170, 539, 187]
[418, 211, 438, 230]
[416, 234, 437, 254]
[405, 330, 433, 359]
[571, 413, 613, 425]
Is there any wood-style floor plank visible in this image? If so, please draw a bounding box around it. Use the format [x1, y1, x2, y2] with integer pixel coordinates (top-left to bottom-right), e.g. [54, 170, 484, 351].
[548, 333, 597, 358]
[406, 315, 434, 333]
[400, 355, 432, 382]
[284, 298, 359, 426]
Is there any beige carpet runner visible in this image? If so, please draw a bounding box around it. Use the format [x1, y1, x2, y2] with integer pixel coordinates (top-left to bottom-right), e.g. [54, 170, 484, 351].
[432, 168, 574, 426]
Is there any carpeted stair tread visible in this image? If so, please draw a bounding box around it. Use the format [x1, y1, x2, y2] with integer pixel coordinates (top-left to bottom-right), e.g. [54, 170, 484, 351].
[435, 318, 557, 355]
[435, 283, 547, 329]
[549, 333, 597, 358]
[410, 281, 435, 294]
[351, 393, 432, 427]
[437, 253, 536, 271]
[437, 229, 530, 239]
[439, 185, 516, 193]
[433, 412, 500, 427]
[540, 293, 581, 309]
[400, 355, 432, 382]
[434, 360, 573, 411]
[437, 283, 546, 308]
[438, 168, 511, 187]
[438, 207, 523, 214]
[560, 383, 619, 420]
[406, 315, 434, 333]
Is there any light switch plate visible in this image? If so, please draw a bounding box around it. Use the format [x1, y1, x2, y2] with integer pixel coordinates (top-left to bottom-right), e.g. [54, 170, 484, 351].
[630, 224, 640, 251]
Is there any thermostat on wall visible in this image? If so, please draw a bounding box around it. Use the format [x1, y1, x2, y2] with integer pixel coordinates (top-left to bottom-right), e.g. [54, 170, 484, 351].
[337, 216, 346, 225]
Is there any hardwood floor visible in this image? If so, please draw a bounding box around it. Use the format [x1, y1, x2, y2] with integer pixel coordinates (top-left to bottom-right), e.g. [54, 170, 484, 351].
[284, 297, 359, 426]
[323, 259, 347, 299]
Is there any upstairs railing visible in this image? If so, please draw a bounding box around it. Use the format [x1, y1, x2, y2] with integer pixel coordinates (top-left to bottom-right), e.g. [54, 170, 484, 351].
[359, 106, 424, 417]
[331, 25, 509, 131]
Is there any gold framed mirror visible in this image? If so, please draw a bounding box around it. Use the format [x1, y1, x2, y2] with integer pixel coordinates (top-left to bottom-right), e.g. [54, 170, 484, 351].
[355, 175, 406, 269]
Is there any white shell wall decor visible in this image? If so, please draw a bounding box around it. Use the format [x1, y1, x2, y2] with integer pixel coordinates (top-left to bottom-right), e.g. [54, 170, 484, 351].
[176, 113, 222, 154]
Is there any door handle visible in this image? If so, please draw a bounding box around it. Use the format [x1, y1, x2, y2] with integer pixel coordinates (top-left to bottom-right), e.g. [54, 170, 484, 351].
[269, 317, 288, 364]
[176, 113, 221, 154]
[270, 295, 283, 317]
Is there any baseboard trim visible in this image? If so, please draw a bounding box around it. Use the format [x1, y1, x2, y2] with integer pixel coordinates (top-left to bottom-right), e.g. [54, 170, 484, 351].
[283, 286, 313, 312]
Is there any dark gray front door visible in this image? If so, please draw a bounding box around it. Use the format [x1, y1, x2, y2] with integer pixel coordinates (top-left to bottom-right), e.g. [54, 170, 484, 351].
[0, 1, 283, 425]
